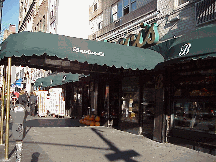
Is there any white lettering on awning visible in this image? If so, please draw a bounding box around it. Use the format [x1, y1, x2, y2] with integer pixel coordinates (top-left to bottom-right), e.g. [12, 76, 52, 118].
[72, 47, 104, 56]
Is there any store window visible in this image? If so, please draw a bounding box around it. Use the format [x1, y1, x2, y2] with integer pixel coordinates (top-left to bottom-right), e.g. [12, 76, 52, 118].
[121, 76, 139, 123]
[174, 101, 216, 134]
[172, 69, 216, 134]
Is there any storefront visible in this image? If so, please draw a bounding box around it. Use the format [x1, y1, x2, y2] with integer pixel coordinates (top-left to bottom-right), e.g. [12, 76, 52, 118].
[151, 24, 216, 155]
[116, 69, 159, 138]
[166, 58, 216, 155]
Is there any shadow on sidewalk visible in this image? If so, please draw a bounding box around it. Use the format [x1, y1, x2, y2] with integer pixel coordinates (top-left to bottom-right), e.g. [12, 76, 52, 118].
[22, 141, 110, 151]
[91, 128, 141, 162]
[25, 119, 83, 127]
[8, 145, 16, 159]
[31, 152, 40, 162]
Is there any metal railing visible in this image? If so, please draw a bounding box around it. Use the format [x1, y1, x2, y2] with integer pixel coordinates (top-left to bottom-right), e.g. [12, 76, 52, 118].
[195, 0, 216, 25]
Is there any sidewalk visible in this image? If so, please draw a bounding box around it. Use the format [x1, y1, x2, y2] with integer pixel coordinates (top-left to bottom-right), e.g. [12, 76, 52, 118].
[0, 117, 216, 162]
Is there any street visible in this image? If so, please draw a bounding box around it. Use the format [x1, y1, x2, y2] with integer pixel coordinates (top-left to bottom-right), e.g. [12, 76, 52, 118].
[0, 116, 216, 162]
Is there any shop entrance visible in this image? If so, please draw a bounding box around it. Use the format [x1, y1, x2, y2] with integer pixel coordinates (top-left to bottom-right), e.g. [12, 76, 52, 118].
[142, 80, 156, 139]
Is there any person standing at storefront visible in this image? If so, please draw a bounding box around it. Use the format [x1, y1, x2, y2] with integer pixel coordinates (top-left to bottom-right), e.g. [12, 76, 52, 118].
[29, 92, 37, 116]
[190, 102, 198, 129]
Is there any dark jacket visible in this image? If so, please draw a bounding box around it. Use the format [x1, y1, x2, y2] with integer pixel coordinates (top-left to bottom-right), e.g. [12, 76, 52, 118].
[29, 95, 37, 105]
[18, 94, 28, 107]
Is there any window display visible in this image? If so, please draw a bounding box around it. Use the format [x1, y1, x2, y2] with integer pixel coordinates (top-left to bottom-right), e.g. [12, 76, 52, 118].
[121, 92, 139, 123]
[174, 101, 216, 134]
[172, 69, 216, 134]
[121, 76, 139, 123]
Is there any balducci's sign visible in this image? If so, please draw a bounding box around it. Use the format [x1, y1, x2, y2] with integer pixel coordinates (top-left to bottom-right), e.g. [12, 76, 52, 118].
[72, 47, 105, 56]
[115, 23, 159, 48]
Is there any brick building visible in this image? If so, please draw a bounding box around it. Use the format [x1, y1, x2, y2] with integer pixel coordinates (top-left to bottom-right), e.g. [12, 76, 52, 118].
[88, 0, 216, 156]
[32, 0, 48, 32]
[3, 24, 16, 41]
[88, 0, 216, 43]
[18, 0, 38, 32]
[18, 0, 90, 38]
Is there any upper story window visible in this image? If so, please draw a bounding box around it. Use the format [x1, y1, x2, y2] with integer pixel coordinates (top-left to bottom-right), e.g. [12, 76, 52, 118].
[131, 0, 136, 11]
[90, 13, 103, 33]
[94, 3, 97, 11]
[50, 10, 53, 18]
[117, 0, 122, 19]
[178, 0, 189, 6]
[98, 21, 103, 29]
[111, 4, 117, 22]
[123, 0, 129, 7]
[117, 0, 136, 19]
[123, 6, 129, 15]
[195, 0, 216, 26]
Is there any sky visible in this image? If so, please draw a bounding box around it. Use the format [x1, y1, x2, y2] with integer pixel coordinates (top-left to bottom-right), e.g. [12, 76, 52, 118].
[1, 0, 95, 39]
[2, 0, 19, 32]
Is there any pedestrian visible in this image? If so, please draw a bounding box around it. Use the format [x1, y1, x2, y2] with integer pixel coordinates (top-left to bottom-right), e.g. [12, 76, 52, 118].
[18, 90, 28, 108]
[14, 91, 20, 98]
[29, 92, 37, 116]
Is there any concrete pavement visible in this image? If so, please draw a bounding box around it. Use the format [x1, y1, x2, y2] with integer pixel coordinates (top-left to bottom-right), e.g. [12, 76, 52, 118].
[0, 116, 216, 162]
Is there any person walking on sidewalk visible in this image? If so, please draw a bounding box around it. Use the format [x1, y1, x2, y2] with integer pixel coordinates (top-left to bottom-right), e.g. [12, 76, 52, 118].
[29, 92, 37, 116]
[18, 91, 28, 108]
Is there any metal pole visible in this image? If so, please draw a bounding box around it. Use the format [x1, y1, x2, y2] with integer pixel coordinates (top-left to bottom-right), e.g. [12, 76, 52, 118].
[0, 75, 5, 145]
[5, 57, 11, 160]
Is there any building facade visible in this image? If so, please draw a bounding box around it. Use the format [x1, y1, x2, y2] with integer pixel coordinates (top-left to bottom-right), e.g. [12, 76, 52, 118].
[88, 0, 216, 155]
[18, 0, 90, 38]
[3, 24, 16, 41]
[89, 0, 216, 43]
[0, 0, 5, 32]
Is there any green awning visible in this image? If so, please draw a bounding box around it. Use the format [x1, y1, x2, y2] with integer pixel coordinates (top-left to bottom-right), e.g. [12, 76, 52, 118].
[0, 31, 164, 70]
[149, 38, 176, 58]
[167, 24, 216, 61]
[34, 73, 79, 87]
[34, 77, 51, 87]
[150, 24, 216, 64]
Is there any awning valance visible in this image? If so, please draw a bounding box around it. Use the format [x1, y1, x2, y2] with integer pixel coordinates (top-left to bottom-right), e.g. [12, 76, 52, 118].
[0, 31, 164, 71]
[34, 73, 79, 87]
